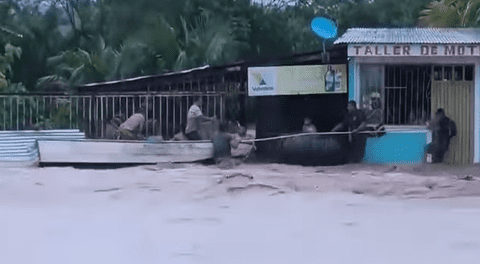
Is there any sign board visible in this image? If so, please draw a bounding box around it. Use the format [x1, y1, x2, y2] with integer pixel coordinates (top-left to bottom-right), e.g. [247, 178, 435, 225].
[348, 44, 480, 57]
[247, 65, 347, 96]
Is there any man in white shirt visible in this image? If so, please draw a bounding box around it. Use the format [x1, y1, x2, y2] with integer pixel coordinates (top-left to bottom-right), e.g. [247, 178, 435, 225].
[185, 96, 215, 140]
[118, 108, 146, 140]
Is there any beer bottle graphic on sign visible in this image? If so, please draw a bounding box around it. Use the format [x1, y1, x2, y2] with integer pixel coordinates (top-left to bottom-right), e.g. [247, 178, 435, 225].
[334, 70, 342, 92]
[325, 65, 335, 92]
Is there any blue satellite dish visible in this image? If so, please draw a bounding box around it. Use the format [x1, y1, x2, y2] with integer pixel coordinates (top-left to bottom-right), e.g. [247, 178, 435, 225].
[310, 17, 338, 39]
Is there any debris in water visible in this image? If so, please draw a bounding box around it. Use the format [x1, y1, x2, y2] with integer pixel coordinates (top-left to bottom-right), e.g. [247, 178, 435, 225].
[460, 175, 474, 181]
[384, 166, 397, 173]
[352, 189, 365, 194]
[94, 187, 121, 193]
[225, 173, 254, 180]
[227, 183, 279, 193]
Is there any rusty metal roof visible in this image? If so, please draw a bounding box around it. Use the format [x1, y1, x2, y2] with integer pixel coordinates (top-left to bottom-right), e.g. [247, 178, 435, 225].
[334, 28, 480, 44]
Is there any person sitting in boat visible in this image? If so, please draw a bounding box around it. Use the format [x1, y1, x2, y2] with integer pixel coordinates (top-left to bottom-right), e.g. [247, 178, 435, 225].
[331, 100, 367, 163]
[302, 117, 317, 133]
[212, 122, 240, 165]
[118, 107, 146, 140]
[185, 96, 216, 140]
[172, 122, 188, 141]
[105, 114, 124, 139]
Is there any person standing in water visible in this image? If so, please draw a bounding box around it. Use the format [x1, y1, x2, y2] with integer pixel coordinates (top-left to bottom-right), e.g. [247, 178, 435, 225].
[426, 108, 457, 163]
[332, 101, 367, 163]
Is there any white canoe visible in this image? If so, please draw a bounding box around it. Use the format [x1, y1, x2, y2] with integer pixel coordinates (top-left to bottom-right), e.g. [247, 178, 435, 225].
[37, 139, 215, 164]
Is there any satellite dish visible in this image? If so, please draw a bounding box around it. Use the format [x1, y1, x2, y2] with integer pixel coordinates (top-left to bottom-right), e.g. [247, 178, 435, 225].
[310, 17, 338, 39]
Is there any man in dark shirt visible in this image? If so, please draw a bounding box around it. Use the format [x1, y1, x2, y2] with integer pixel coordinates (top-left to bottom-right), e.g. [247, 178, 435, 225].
[212, 122, 240, 164]
[332, 101, 367, 133]
[331, 101, 367, 163]
[426, 108, 457, 163]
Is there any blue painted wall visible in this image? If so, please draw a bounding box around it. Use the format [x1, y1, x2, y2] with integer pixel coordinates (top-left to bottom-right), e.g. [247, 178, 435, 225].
[363, 131, 427, 165]
[348, 58, 355, 101]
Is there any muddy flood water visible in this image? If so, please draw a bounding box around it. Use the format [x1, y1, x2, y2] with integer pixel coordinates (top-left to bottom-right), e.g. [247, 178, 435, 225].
[1, 162, 480, 264]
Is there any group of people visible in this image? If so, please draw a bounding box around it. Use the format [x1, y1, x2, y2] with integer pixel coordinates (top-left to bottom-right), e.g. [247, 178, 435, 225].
[108, 96, 244, 164]
[111, 94, 457, 165]
[108, 96, 213, 141]
[317, 99, 456, 164]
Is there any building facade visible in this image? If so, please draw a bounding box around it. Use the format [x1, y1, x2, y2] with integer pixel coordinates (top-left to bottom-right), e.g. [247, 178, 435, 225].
[335, 28, 480, 165]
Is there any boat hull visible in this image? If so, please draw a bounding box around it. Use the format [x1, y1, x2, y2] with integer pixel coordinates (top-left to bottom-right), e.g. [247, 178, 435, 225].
[37, 139, 214, 164]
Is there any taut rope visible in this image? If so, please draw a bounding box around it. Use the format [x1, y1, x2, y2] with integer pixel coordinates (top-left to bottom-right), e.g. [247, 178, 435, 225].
[239, 129, 387, 143]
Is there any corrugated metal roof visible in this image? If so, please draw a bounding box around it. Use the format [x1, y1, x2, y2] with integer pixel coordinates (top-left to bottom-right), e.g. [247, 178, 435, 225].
[80, 65, 211, 88]
[0, 130, 85, 167]
[334, 28, 480, 44]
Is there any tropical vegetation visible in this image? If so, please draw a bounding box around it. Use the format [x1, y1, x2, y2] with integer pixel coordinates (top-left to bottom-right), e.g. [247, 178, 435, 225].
[0, 0, 479, 94]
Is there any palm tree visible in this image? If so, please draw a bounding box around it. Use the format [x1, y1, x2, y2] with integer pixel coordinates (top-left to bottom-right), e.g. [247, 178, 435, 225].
[37, 35, 120, 89]
[418, 0, 480, 27]
[0, 43, 27, 93]
[174, 9, 240, 70]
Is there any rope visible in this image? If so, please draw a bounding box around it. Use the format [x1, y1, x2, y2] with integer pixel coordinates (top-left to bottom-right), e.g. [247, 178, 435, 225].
[239, 129, 389, 143]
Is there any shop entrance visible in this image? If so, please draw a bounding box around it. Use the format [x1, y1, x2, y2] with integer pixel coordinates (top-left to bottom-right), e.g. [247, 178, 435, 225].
[431, 65, 474, 164]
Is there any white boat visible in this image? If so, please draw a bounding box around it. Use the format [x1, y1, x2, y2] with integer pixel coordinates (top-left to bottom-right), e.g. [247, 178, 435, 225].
[37, 139, 215, 164]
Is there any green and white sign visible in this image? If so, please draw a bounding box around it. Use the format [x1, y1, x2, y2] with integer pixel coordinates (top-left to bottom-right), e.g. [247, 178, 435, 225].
[247, 64, 347, 96]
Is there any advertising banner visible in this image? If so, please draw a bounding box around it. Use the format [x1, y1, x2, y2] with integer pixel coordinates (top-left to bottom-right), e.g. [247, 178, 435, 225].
[248, 64, 347, 96]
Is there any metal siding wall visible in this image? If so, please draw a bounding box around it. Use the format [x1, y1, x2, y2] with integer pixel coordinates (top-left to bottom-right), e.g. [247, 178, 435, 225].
[0, 129, 85, 167]
[432, 81, 473, 164]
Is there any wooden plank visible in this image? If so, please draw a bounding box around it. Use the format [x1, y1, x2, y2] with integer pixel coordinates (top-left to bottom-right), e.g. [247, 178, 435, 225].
[38, 139, 214, 163]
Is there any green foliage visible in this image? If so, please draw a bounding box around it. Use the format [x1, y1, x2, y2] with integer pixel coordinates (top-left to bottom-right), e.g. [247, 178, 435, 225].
[332, 0, 433, 32]
[49, 103, 73, 129]
[5, 0, 478, 94]
[0, 43, 27, 93]
[418, 0, 480, 27]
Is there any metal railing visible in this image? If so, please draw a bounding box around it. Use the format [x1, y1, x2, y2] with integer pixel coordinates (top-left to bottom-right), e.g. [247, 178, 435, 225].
[0, 92, 237, 139]
[0, 95, 92, 131]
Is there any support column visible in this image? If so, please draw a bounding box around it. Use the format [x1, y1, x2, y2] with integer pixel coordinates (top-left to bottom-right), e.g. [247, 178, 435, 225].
[474, 62, 480, 163]
[348, 57, 356, 101]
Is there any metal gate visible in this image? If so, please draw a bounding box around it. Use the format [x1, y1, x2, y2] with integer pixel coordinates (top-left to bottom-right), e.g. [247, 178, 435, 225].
[431, 65, 474, 165]
[383, 65, 431, 125]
